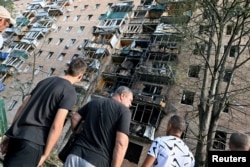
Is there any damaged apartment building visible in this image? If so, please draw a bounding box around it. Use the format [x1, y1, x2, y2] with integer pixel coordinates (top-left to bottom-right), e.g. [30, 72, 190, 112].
[1, 0, 250, 166]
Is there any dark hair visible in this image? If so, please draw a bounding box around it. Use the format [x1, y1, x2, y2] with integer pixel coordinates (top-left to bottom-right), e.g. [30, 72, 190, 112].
[65, 58, 87, 76]
[112, 86, 132, 96]
[229, 132, 249, 150]
[168, 115, 186, 132]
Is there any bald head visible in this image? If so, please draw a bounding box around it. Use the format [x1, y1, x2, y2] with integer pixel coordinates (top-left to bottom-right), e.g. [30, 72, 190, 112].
[229, 132, 250, 151]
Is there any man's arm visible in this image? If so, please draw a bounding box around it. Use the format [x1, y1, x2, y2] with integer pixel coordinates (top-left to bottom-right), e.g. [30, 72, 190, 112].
[141, 155, 156, 167]
[37, 108, 68, 167]
[111, 131, 129, 167]
[71, 112, 82, 131]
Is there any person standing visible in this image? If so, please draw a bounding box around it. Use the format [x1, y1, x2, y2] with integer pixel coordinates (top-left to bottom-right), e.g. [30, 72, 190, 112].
[63, 86, 133, 167]
[0, 6, 16, 49]
[141, 115, 195, 167]
[229, 132, 250, 151]
[0, 58, 87, 167]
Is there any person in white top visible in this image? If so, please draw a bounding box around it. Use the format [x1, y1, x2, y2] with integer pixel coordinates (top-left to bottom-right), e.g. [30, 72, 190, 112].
[141, 115, 195, 167]
[0, 6, 16, 49]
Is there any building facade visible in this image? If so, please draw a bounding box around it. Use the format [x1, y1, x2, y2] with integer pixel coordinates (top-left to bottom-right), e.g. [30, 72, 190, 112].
[1, 0, 249, 166]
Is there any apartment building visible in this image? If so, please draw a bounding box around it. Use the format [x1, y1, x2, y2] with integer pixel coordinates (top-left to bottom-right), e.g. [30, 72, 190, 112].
[0, 0, 249, 166]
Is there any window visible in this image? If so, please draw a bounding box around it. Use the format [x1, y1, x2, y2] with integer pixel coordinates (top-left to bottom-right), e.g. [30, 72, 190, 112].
[226, 25, 233, 35]
[188, 65, 200, 78]
[213, 131, 227, 150]
[87, 14, 93, 20]
[65, 39, 76, 49]
[48, 68, 55, 76]
[8, 100, 17, 111]
[57, 53, 66, 61]
[193, 43, 206, 55]
[107, 3, 113, 8]
[46, 38, 52, 44]
[74, 6, 78, 9]
[230, 46, 239, 57]
[199, 25, 210, 34]
[81, 5, 88, 10]
[63, 16, 70, 21]
[23, 64, 31, 73]
[77, 26, 85, 33]
[74, 15, 81, 21]
[56, 38, 64, 45]
[131, 104, 162, 127]
[46, 52, 54, 59]
[54, 26, 61, 32]
[181, 90, 195, 105]
[65, 26, 73, 32]
[223, 102, 229, 113]
[125, 142, 142, 164]
[94, 4, 100, 9]
[223, 69, 232, 82]
[35, 50, 42, 57]
[34, 66, 43, 75]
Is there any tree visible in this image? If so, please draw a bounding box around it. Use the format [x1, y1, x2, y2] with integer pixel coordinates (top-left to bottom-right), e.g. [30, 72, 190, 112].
[182, 0, 250, 166]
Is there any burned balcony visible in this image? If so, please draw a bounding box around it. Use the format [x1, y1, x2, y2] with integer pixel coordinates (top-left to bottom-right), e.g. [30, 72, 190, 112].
[99, 73, 135, 94]
[92, 33, 119, 48]
[103, 56, 140, 76]
[132, 82, 167, 107]
[149, 33, 182, 54]
[147, 4, 164, 19]
[84, 48, 109, 60]
[130, 102, 164, 141]
[118, 39, 150, 56]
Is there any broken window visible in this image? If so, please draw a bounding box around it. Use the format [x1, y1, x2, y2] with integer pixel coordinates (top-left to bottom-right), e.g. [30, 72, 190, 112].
[8, 100, 17, 111]
[56, 38, 64, 45]
[87, 14, 93, 20]
[124, 142, 142, 164]
[74, 15, 81, 21]
[65, 26, 73, 33]
[142, 84, 162, 101]
[57, 53, 66, 61]
[188, 65, 200, 78]
[181, 90, 195, 105]
[46, 52, 54, 59]
[131, 104, 162, 127]
[213, 131, 227, 150]
[34, 66, 43, 75]
[226, 25, 233, 35]
[223, 69, 232, 82]
[77, 26, 85, 33]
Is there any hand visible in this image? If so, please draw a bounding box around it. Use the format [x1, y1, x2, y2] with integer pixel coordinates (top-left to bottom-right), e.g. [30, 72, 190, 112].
[37, 155, 47, 167]
[0, 136, 10, 155]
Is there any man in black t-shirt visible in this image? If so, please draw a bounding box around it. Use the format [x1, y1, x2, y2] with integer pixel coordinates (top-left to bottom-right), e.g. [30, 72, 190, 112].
[64, 86, 133, 167]
[0, 58, 87, 167]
